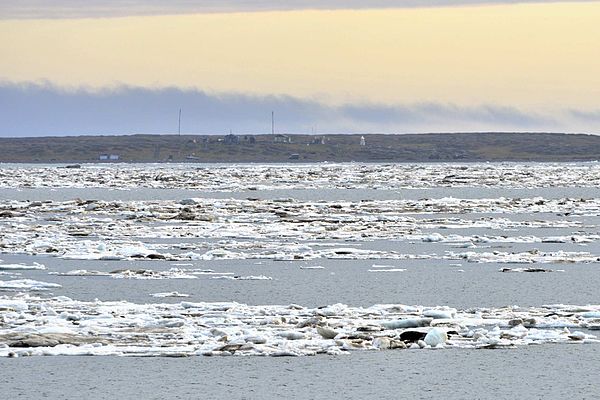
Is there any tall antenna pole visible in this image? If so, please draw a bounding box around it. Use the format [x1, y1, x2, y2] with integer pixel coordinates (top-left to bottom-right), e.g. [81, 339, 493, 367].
[178, 108, 182, 136]
[271, 111, 274, 135]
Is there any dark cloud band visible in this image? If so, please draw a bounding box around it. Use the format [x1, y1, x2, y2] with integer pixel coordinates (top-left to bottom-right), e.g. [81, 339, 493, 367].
[0, 82, 578, 137]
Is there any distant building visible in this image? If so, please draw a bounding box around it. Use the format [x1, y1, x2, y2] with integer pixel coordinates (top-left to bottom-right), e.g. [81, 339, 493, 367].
[288, 153, 300, 160]
[273, 134, 292, 143]
[360, 136, 366, 146]
[99, 154, 120, 161]
[223, 134, 239, 144]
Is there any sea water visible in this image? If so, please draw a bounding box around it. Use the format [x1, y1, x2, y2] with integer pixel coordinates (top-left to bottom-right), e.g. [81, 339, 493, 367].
[1, 163, 599, 398]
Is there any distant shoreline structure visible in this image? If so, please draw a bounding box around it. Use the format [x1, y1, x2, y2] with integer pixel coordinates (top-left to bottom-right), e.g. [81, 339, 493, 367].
[1, 132, 599, 163]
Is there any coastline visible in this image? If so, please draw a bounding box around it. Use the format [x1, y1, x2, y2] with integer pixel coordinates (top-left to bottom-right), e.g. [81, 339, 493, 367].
[1, 132, 599, 163]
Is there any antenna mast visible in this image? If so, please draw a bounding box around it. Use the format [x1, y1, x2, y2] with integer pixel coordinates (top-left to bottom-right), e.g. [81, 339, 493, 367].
[271, 111, 274, 135]
[178, 108, 182, 136]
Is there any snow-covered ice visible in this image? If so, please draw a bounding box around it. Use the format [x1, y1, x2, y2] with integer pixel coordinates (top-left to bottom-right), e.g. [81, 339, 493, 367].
[0, 296, 598, 357]
[2, 162, 600, 357]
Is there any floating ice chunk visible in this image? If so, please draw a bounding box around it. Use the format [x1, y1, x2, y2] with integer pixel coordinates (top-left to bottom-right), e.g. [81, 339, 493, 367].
[502, 324, 529, 339]
[271, 350, 304, 357]
[382, 318, 433, 329]
[98, 255, 124, 261]
[372, 337, 391, 349]
[278, 331, 305, 340]
[367, 264, 406, 272]
[0, 296, 599, 357]
[315, 303, 351, 317]
[110, 268, 197, 280]
[190, 270, 235, 276]
[244, 336, 267, 345]
[178, 252, 204, 261]
[567, 331, 596, 341]
[0, 279, 61, 291]
[300, 266, 324, 270]
[453, 250, 598, 265]
[49, 270, 110, 276]
[424, 328, 448, 347]
[423, 309, 456, 319]
[60, 240, 164, 261]
[542, 237, 568, 243]
[422, 233, 444, 242]
[0, 299, 28, 311]
[179, 198, 201, 205]
[579, 312, 600, 319]
[0, 272, 21, 276]
[316, 326, 338, 339]
[211, 275, 272, 281]
[150, 292, 190, 298]
[0, 262, 46, 270]
[118, 246, 156, 258]
[454, 242, 477, 249]
[198, 249, 241, 260]
[368, 268, 406, 272]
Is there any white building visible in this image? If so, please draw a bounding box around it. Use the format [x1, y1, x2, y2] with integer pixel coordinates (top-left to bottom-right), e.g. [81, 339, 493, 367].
[273, 134, 292, 143]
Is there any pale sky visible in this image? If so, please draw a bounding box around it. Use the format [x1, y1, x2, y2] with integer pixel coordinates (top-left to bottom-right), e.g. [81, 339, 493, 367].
[1, 0, 598, 18]
[1, 1, 600, 136]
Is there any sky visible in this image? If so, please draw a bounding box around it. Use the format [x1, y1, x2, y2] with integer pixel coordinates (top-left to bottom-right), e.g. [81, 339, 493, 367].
[1, 1, 600, 136]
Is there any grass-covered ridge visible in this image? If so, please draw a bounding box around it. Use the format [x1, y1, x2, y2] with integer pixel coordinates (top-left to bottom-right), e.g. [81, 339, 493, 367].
[1, 132, 599, 163]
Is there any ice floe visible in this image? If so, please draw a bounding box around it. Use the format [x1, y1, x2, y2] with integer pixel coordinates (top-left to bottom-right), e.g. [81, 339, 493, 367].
[1, 195, 600, 263]
[0, 279, 61, 291]
[368, 265, 407, 273]
[150, 292, 190, 298]
[1, 296, 598, 357]
[0, 262, 46, 270]
[450, 250, 600, 264]
[49, 270, 111, 277]
[211, 275, 272, 281]
[3, 163, 600, 190]
[2, 163, 600, 358]
[49, 268, 198, 280]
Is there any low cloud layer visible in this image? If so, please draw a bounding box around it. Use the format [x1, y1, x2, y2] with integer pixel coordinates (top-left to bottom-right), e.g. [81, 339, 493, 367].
[1, 82, 595, 137]
[1, 0, 597, 19]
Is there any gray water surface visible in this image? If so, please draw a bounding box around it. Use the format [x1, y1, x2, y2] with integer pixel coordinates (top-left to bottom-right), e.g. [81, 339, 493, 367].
[3, 253, 600, 308]
[2, 165, 600, 399]
[1, 186, 599, 202]
[2, 344, 598, 400]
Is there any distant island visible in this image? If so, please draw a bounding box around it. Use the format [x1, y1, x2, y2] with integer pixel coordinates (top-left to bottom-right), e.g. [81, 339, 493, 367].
[1, 132, 599, 163]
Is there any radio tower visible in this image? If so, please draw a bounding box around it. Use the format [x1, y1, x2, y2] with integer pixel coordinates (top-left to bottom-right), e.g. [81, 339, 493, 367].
[178, 108, 182, 136]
